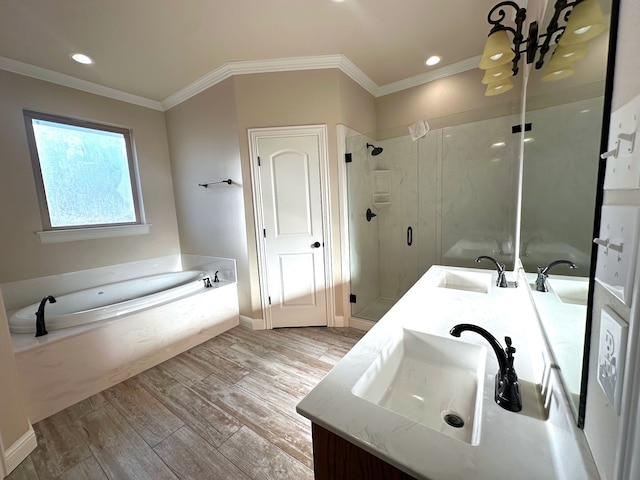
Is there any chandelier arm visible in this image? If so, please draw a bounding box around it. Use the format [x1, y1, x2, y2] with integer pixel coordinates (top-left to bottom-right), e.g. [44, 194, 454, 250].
[535, 0, 583, 68]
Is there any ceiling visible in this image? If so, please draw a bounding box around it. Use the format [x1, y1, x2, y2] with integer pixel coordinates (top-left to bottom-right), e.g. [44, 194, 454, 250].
[0, 0, 499, 105]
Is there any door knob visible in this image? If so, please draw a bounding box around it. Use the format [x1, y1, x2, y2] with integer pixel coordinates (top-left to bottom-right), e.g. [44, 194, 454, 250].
[312, 241, 321, 248]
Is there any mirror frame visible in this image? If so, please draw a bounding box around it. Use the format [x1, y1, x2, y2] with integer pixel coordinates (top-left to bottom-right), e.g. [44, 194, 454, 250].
[577, 0, 620, 428]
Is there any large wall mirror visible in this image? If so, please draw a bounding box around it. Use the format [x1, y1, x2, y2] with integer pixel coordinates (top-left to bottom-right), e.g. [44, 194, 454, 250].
[520, 0, 617, 425]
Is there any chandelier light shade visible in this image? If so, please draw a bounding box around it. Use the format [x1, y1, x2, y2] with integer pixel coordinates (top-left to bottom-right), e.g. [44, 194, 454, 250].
[553, 43, 589, 62]
[558, 0, 608, 45]
[478, 29, 516, 70]
[478, 0, 608, 95]
[542, 60, 576, 81]
[481, 64, 514, 84]
[485, 78, 514, 96]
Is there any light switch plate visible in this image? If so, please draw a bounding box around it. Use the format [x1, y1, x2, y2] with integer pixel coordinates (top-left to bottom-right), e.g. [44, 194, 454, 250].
[603, 93, 640, 190]
[594, 205, 640, 306]
[597, 306, 628, 414]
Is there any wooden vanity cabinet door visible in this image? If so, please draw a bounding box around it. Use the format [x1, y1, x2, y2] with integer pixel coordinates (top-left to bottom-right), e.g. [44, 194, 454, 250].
[311, 423, 418, 480]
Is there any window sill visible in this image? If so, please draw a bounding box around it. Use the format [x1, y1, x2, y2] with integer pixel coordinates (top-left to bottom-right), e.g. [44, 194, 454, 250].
[36, 224, 151, 244]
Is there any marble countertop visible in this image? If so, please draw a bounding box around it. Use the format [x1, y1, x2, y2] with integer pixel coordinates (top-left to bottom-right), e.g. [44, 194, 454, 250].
[296, 265, 596, 480]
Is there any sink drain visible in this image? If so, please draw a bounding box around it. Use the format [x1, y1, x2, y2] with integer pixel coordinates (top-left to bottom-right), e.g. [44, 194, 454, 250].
[443, 413, 465, 428]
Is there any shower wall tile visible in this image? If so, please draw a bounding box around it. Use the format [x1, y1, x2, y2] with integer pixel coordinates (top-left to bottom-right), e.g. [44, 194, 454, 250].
[521, 97, 603, 272]
[441, 115, 519, 269]
[378, 136, 419, 300]
[417, 131, 440, 278]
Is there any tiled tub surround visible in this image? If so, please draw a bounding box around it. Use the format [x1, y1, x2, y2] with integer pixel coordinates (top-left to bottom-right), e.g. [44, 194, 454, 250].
[297, 265, 598, 479]
[3, 255, 239, 423]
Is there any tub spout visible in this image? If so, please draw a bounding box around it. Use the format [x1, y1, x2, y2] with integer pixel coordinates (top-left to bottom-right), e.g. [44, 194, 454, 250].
[35, 295, 56, 337]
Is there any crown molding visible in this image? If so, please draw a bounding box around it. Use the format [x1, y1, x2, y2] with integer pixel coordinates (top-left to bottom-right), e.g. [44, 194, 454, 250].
[160, 54, 380, 110]
[0, 53, 480, 112]
[0, 56, 163, 111]
[377, 55, 482, 97]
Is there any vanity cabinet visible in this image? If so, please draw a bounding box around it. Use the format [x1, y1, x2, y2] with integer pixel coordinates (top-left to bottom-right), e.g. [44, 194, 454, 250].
[312, 423, 417, 480]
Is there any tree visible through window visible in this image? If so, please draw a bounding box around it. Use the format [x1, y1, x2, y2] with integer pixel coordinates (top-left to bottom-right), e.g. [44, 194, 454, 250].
[24, 111, 142, 229]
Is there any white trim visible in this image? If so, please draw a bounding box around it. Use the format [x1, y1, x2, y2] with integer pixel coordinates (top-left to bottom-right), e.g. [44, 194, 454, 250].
[239, 314, 265, 330]
[0, 56, 163, 111]
[36, 224, 151, 244]
[248, 125, 335, 330]
[348, 317, 376, 332]
[2, 427, 37, 475]
[0, 53, 480, 112]
[161, 54, 380, 110]
[377, 55, 482, 97]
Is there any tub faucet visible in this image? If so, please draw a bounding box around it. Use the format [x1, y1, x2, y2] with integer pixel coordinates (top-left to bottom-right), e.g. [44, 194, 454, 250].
[535, 259, 577, 292]
[475, 255, 508, 288]
[450, 323, 522, 412]
[214, 271, 219, 283]
[35, 295, 56, 337]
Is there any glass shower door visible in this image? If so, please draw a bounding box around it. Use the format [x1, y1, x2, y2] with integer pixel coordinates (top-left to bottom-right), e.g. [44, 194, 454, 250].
[346, 133, 420, 321]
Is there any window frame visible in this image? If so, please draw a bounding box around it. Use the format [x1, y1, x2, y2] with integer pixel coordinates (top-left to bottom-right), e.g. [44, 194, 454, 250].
[23, 110, 145, 233]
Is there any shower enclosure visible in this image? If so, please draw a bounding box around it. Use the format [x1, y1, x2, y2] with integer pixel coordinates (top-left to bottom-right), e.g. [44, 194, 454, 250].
[346, 114, 520, 321]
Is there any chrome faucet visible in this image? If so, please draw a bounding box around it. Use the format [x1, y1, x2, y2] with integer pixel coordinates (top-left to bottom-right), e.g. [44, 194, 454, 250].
[35, 295, 56, 337]
[475, 255, 508, 287]
[450, 323, 522, 412]
[535, 259, 577, 292]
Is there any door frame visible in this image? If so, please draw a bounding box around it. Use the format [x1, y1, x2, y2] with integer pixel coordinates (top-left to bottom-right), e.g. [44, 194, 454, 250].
[248, 125, 335, 329]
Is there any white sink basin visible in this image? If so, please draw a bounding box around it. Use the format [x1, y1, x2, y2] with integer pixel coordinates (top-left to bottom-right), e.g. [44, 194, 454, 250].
[548, 278, 588, 306]
[351, 328, 486, 445]
[436, 270, 492, 294]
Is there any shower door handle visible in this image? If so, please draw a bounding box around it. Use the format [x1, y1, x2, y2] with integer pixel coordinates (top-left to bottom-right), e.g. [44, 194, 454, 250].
[407, 226, 413, 246]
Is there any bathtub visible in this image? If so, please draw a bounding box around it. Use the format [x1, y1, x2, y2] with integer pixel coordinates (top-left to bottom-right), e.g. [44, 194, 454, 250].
[9, 270, 212, 334]
[10, 267, 239, 423]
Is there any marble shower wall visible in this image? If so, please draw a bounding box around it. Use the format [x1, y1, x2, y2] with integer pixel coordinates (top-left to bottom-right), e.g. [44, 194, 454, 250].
[440, 114, 520, 269]
[520, 97, 603, 273]
[347, 114, 520, 315]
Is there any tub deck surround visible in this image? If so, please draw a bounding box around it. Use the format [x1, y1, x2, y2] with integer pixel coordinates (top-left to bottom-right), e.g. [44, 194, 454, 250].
[12, 281, 240, 423]
[297, 265, 598, 480]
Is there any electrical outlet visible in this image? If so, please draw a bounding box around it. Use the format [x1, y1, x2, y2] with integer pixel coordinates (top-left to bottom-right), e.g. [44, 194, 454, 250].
[597, 306, 628, 414]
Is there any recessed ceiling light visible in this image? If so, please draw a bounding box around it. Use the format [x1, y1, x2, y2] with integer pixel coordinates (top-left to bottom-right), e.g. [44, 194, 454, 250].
[425, 56, 442, 66]
[70, 53, 94, 65]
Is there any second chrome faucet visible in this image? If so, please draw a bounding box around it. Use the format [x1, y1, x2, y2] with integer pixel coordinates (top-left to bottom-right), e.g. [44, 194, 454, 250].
[475, 255, 508, 288]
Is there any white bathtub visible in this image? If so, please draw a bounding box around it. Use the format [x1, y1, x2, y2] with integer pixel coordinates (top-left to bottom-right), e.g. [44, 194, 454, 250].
[9, 270, 212, 334]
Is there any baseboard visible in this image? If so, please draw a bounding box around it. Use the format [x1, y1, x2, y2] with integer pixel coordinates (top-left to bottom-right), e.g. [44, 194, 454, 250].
[3, 427, 37, 475]
[239, 315, 265, 330]
[348, 317, 375, 331]
[332, 315, 345, 328]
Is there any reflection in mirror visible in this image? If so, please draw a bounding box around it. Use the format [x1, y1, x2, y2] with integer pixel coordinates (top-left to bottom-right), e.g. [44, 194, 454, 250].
[521, 1, 611, 421]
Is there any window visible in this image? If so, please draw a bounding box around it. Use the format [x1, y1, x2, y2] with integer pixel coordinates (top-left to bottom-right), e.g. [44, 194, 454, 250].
[24, 111, 144, 233]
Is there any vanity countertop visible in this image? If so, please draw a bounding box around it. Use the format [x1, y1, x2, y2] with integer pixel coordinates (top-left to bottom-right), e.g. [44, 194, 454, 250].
[296, 265, 598, 480]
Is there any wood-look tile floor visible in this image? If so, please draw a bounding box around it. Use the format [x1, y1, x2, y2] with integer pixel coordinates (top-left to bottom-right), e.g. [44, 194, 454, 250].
[7, 326, 365, 480]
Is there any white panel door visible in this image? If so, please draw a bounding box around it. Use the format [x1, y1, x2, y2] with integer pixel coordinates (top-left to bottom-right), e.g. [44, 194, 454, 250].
[257, 133, 327, 327]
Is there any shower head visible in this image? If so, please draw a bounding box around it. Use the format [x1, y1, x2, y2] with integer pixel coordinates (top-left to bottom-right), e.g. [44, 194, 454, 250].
[366, 143, 383, 156]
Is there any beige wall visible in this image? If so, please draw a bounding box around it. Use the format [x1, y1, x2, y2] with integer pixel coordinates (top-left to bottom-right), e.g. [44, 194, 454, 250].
[164, 69, 376, 320]
[0, 70, 180, 283]
[164, 78, 252, 313]
[376, 69, 522, 132]
[233, 69, 363, 319]
[584, 0, 640, 478]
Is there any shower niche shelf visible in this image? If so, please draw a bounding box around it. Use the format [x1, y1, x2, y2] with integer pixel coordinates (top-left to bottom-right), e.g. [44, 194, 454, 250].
[372, 170, 391, 207]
